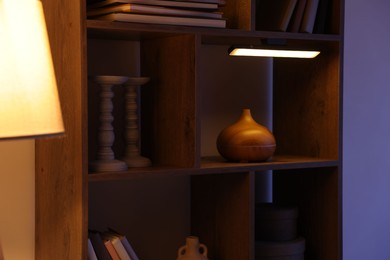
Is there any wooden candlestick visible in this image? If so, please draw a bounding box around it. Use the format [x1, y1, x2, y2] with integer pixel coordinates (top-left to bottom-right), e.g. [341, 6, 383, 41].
[123, 77, 152, 167]
[89, 75, 128, 172]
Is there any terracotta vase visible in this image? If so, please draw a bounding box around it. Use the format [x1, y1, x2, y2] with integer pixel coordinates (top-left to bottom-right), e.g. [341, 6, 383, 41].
[177, 236, 208, 260]
[217, 109, 276, 162]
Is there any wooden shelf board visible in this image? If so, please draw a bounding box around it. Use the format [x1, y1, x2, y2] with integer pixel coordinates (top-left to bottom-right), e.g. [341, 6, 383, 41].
[201, 155, 339, 172]
[86, 19, 342, 45]
[88, 155, 339, 182]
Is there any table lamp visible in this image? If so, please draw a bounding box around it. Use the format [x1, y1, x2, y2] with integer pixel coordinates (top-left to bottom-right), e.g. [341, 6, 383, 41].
[0, 0, 64, 140]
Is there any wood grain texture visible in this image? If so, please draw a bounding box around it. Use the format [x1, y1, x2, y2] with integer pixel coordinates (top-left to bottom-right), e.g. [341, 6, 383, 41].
[191, 172, 255, 260]
[221, 0, 253, 30]
[273, 44, 340, 159]
[328, 0, 342, 34]
[35, 0, 88, 259]
[141, 35, 198, 168]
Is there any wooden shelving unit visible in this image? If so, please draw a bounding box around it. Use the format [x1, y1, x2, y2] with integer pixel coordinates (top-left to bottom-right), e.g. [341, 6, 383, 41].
[36, 0, 344, 259]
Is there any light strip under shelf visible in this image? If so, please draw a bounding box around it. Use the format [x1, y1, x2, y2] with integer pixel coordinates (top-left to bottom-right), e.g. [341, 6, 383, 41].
[229, 47, 320, 58]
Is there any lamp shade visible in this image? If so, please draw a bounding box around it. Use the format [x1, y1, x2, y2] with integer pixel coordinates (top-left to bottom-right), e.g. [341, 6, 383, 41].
[0, 0, 64, 140]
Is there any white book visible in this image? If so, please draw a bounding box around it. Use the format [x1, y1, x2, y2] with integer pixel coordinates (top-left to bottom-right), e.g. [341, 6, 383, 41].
[96, 12, 226, 28]
[87, 3, 223, 19]
[88, 0, 219, 10]
[111, 237, 132, 260]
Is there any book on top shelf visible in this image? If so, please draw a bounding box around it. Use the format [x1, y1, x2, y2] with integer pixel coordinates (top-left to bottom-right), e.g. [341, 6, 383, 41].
[88, 0, 220, 10]
[256, 0, 298, 32]
[299, 0, 319, 33]
[87, 3, 223, 19]
[95, 12, 226, 28]
[313, 0, 329, 33]
[288, 0, 307, 32]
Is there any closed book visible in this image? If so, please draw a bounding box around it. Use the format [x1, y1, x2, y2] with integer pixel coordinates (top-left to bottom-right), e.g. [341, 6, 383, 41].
[111, 237, 132, 260]
[299, 0, 319, 33]
[119, 236, 139, 260]
[89, 231, 112, 260]
[288, 0, 307, 32]
[104, 240, 121, 260]
[256, 0, 298, 31]
[88, 0, 219, 10]
[87, 3, 223, 19]
[95, 13, 226, 28]
[313, 0, 329, 33]
[107, 228, 139, 260]
[87, 238, 98, 260]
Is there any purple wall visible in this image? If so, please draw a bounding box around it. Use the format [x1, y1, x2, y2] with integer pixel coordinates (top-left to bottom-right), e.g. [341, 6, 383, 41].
[343, 1, 390, 259]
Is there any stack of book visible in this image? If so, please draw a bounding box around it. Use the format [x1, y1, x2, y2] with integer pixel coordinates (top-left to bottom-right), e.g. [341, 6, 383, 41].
[87, 0, 226, 28]
[256, 0, 330, 34]
[88, 229, 139, 260]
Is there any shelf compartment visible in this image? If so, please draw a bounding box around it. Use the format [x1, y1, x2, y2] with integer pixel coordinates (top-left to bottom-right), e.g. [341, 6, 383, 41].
[273, 45, 340, 158]
[255, 0, 342, 35]
[87, 35, 199, 171]
[86, 0, 342, 35]
[191, 172, 255, 259]
[273, 167, 341, 260]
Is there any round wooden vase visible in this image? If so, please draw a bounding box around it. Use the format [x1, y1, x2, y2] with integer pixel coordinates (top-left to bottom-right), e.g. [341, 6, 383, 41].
[217, 109, 276, 162]
[177, 236, 208, 260]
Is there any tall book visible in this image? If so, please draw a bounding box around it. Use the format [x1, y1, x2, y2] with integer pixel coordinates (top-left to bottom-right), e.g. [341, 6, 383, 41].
[313, 0, 329, 33]
[104, 239, 121, 260]
[87, 3, 223, 19]
[111, 237, 132, 260]
[88, 0, 219, 10]
[288, 0, 307, 32]
[256, 0, 298, 32]
[107, 228, 139, 260]
[88, 231, 112, 260]
[102, 231, 133, 260]
[299, 0, 319, 33]
[87, 238, 98, 260]
[95, 13, 226, 28]
[120, 236, 139, 260]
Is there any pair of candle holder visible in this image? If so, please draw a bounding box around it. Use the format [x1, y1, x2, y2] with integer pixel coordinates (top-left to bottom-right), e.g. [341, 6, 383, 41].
[89, 75, 151, 172]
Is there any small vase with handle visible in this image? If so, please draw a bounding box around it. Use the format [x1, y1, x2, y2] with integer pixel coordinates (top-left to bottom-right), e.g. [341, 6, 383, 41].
[177, 236, 208, 260]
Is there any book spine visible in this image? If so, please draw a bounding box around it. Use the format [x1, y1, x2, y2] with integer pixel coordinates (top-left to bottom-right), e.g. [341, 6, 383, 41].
[111, 237, 132, 260]
[300, 0, 319, 33]
[89, 232, 112, 260]
[87, 238, 98, 260]
[288, 0, 307, 32]
[104, 240, 121, 260]
[280, 0, 298, 31]
[120, 236, 139, 260]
